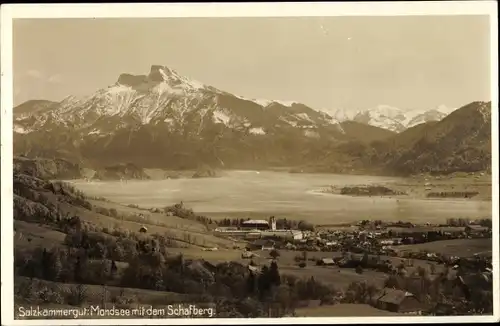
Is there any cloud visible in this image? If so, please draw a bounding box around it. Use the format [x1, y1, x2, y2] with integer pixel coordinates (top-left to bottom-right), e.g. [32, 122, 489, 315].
[25, 70, 62, 84]
[47, 74, 62, 83]
[26, 69, 43, 79]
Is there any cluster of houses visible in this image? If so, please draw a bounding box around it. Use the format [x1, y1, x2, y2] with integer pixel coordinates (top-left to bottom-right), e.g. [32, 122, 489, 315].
[215, 217, 305, 242]
[215, 216, 491, 265]
[215, 216, 492, 316]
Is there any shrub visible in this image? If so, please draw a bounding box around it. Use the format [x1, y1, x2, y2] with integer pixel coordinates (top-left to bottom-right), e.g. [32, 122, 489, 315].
[355, 265, 363, 274]
[67, 284, 88, 306]
[269, 249, 280, 260]
[109, 208, 118, 218]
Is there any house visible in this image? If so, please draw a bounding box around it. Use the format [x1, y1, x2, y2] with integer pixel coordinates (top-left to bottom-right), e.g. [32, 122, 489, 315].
[465, 224, 489, 235]
[318, 258, 335, 266]
[246, 239, 275, 251]
[376, 288, 423, 313]
[241, 219, 269, 230]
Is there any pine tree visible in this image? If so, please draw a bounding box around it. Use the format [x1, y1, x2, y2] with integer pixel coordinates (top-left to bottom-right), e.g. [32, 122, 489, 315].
[246, 272, 256, 295]
[41, 248, 51, 280]
[269, 261, 281, 287]
[258, 265, 271, 298]
[110, 260, 118, 276]
[74, 256, 82, 282]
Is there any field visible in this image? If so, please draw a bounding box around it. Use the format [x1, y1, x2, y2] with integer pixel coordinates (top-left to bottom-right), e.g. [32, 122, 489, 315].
[169, 247, 446, 290]
[295, 303, 403, 317]
[387, 173, 492, 201]
[396, 238, 492, 257]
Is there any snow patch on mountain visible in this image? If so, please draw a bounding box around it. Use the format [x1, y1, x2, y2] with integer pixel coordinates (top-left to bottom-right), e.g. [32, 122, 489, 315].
[212, 110, 231, 125]
[275, 100, 297, 107]
[13, 64, 352, 138]
[304, 129, 320, 138]
[295, 113, 313, 123]
[253, 99, 273, 107]
[14, 125, 30, 134]
[324, 104, 458, 132]
[157, 66, 205, 92]
[249, 127, 266, 135]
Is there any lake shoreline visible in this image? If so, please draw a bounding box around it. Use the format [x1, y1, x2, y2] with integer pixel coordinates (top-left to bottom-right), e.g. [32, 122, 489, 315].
[69, 170, 491, 224]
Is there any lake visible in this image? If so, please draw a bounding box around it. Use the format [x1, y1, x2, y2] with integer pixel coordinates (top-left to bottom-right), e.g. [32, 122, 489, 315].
[70, 170, 492, 224]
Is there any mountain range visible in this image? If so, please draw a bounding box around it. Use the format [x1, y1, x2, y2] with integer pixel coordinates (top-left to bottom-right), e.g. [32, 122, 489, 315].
[327, 104, 456, 133]
[13, 64, 491, 176]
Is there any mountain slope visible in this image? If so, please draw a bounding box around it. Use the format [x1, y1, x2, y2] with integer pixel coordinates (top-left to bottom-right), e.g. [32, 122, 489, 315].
[374, 101, 492, 175]
[13, 65, 388, 170]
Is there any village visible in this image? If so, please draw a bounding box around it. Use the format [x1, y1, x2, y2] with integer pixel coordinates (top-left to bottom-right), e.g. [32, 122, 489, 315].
[215, 216, 491, 258]
[212, 216, 493, 315]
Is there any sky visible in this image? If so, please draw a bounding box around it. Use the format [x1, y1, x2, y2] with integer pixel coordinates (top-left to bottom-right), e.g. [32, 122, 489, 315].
[13, 16, 491, 112]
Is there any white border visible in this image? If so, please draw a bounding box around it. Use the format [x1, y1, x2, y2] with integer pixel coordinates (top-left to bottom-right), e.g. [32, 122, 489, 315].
[1, 2, 498, 325]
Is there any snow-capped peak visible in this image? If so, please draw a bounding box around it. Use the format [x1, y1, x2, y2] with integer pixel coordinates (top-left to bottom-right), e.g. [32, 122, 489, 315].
[152, 65, 206, 91]
[435, 104, 456, 115]
[324, 104, 458, 132]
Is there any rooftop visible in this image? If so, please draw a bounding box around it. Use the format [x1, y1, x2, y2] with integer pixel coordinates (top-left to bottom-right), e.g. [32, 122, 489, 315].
[242, 219, 269, 225]
[377, 288, 415, 305]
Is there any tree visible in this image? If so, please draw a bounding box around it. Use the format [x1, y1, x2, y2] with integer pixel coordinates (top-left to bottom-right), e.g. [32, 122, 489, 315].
[246, 272, 257, 295]
[110, 260, 118, 276]
[361, 252, 369, 268]
[269, 249, 280, 260]
[268, 261, 281, 287]
[430, 264, 437, 275]
[51, 251, 63, 281]
[41, 249, 51, 280]
[109, 208, 118, 218]
[68, 284, 88, 306]
[258, 266, 271, 298]
[297, 221, 314, 231]
[366, 284, 379, 304]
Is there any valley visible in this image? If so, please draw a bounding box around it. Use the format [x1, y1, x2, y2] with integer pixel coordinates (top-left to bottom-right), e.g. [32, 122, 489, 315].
[10, 65, 494, 319]
[12, 167, 493, 318]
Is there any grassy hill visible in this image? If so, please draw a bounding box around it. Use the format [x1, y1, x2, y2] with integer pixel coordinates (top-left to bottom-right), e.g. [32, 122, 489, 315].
[303, 101, 492, 176]
[12, 169, 358, 318]
[378, 101, 492, 175]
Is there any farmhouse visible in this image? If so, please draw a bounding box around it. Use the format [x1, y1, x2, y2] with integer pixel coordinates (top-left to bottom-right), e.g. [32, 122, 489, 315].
[261, 230, 304, 241]
[246, 239, 275, 251]
[465, 224, 489, 235]
[318, 258, 335, 266]
[375, 288, 422, 314]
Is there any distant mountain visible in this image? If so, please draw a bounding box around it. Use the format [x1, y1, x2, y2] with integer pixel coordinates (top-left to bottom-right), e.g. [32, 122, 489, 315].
[293, 101, 491, 176]
[13, 65, 393, 170]
[328, 104, 456, 132]
[12, 65, 488, 176]
[371, 101, 492, 175]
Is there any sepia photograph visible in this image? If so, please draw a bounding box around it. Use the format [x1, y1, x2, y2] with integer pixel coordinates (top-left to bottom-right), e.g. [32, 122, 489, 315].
[1, 2, 498, 325]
